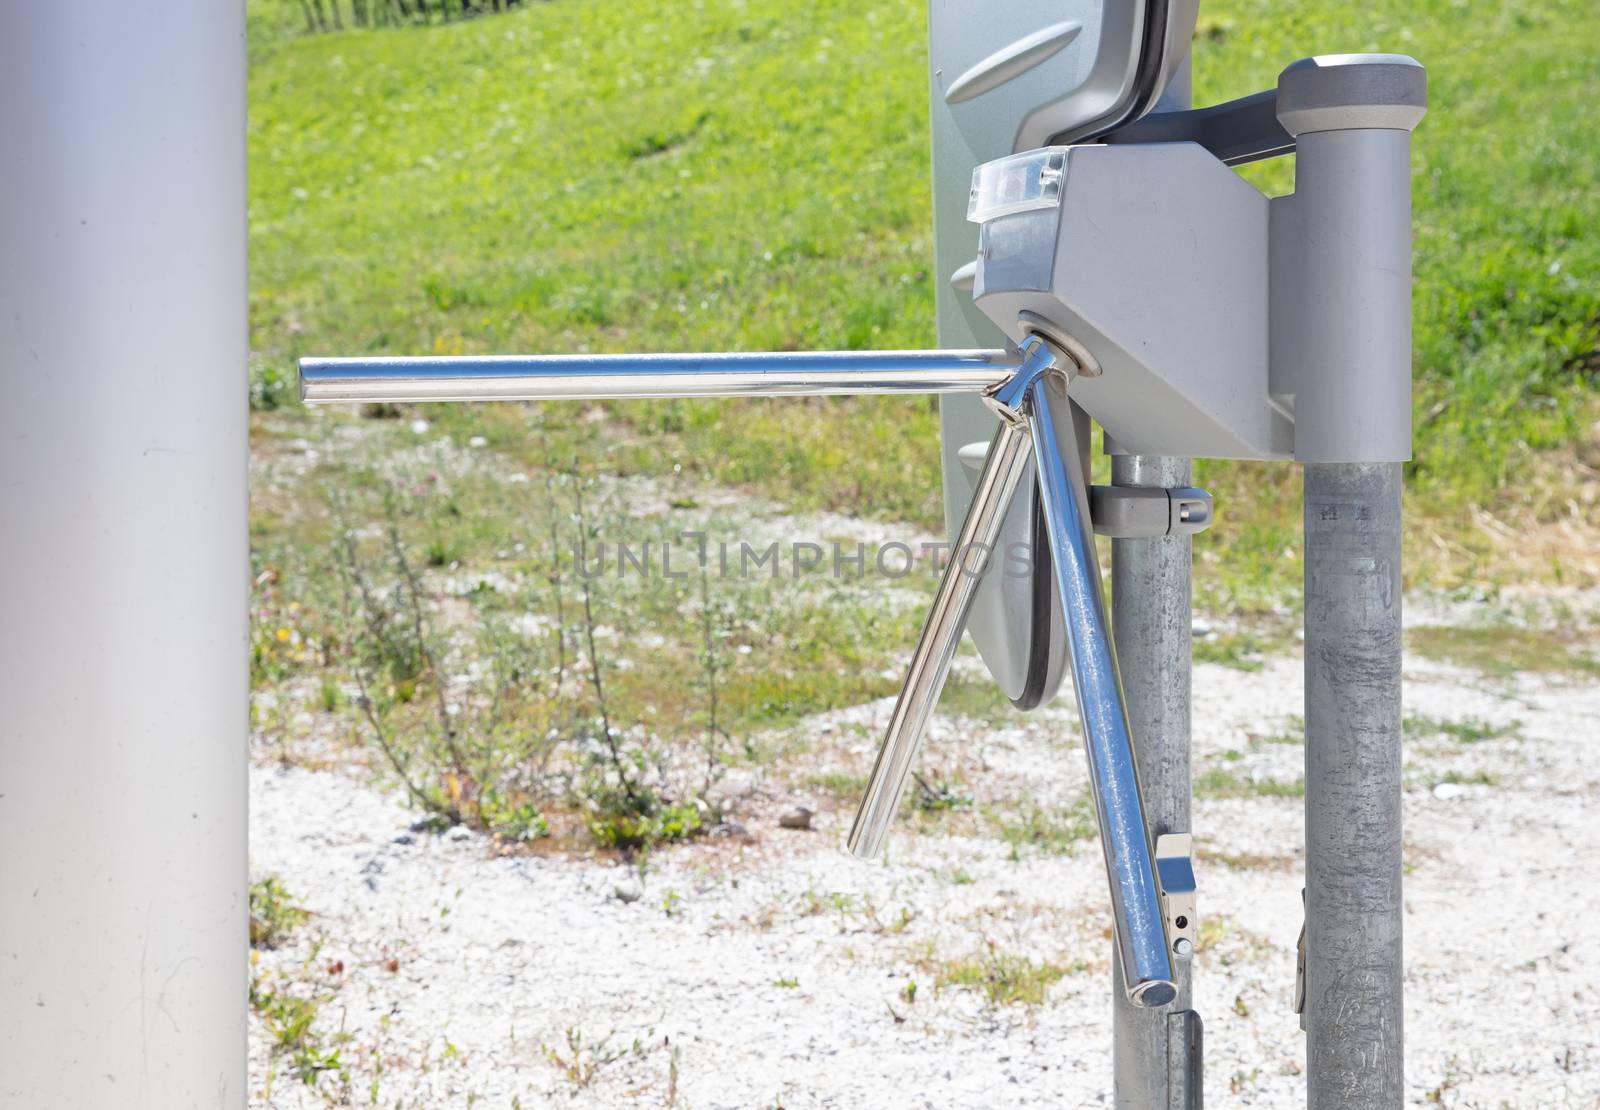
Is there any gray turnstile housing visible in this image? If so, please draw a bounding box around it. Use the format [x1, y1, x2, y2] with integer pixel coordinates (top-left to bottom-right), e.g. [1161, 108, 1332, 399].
[930, 0, 1200, 705]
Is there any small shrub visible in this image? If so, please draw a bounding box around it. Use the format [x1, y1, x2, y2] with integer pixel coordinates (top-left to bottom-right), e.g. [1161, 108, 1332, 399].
[585, 790, 701, 852]
[481, 798, 550, 843]
[249, 361, 296, 412]
[937, 944, 1072, 1007]
[323, 469, 731, 854]
[250, 972, 345, 1087]
[911, 772, 970, 812]
[250, 875, 308, 949]
[544, 1027, 641, 1092]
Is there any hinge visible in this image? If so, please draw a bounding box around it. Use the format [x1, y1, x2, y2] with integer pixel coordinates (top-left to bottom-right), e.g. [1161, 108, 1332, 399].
[1155, 832, 1198, 956]
[1092, 485, 1214, 539]
[1295, 887, 1308, 1028]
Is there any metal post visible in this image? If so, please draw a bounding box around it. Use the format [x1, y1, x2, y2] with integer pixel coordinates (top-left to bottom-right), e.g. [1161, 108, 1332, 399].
[1111, 54, 1201, 1110]
[1111, 454, 1198, 1108]
[1274, 56, 1425, 1110]
[0, 4, 247, 1107]
[1302, 463, 1403, 1108]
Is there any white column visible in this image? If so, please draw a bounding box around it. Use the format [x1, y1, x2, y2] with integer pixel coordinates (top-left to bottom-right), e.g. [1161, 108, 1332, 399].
[0, 3, 248, 1107]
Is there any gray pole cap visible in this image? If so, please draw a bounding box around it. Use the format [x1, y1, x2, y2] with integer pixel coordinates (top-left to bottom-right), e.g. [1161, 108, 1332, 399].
[1276, 53, 1427, 136]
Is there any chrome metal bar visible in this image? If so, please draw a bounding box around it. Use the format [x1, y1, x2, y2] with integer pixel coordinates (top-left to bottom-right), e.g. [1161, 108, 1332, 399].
[845, 413, 1034, 859]
[1027, 377, 1178, 1010]
[845, 337, 1061, 860]
[299, 349, 1017, 404]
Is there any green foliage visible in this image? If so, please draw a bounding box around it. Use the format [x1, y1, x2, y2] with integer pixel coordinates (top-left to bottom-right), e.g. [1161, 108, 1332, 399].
[910, 772, 971, 813]
[584, 792, 702, 851]
[1408, 623, 1600, 679]
[250, 567, 324, 685]
[988, 795, 1096, 859]
[803, 770, 869, 798]
[480, 796, 551, 842]
[936, 945, 1072, 1007]
[1193, 0, 1600, 603]
[544, 1027, 643, 1091]
[1193, 629, 1284, 672]
[329, 497, 592, 842]
[250, 359, 298, 411]
[318, 674, 342, 713]
[1438, 769, 1497, 787]
[1194, 768, 1306, 799]
[249, 875, 308, 949]
[936, 672, 1024, 725]
[1404, 712, 1519, 744]
[251, 968, 348, 1089]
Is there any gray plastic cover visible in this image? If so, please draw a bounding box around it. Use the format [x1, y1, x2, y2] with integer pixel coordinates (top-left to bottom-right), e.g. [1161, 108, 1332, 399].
[929, 0, 1198, 705]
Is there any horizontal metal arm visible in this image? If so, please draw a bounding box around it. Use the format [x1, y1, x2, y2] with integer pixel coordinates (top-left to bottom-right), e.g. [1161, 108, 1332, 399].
[299, 349, 1018, 404]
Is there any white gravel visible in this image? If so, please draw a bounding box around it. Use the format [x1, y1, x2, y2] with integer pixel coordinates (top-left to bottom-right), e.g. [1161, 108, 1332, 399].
[248, 637, 1600, 1109]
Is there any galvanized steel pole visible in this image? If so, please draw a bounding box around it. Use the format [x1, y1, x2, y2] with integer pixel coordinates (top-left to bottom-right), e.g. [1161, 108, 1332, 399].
[1276, 55, 1425, 1109]
[1302, 463, 1404, 1108]
[1110, 58, 1201, 1109]
[1110, 453, 1198, 1106]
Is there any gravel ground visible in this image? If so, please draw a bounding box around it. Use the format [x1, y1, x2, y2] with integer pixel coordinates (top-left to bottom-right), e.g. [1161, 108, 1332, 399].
[248, 639, 1600, 1109]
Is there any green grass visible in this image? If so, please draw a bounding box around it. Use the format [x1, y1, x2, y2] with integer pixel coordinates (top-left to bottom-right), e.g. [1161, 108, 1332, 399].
[803, 770, 870, 798]
[1193, 629, 1285, 672]
[250, 0, 948, 524]
[987, 795, 1097, 858]
[936, 672, 1026, 725]
[1404, 711, 1520, 744]
[1194, 0, 1600, 606]
[1438, 769, 1498, 788]
[250, 875, 309, 949]
[1194, 768, 1306, 799]
[1407, 624, 1600, 679]
[935, 949, 1075, 1007]
[248, 0, 1600, 617]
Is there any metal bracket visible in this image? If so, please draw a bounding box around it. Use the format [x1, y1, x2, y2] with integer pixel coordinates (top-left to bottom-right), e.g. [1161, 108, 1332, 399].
[1092, 485, 1213, 539]
[1104, 88, 1295, 166]
[1155, 832, 1198, 956]
[959, 441, 1212, 539]
[1295, 886, 1308, 1027]
[1166, 1009, 1205, 1110]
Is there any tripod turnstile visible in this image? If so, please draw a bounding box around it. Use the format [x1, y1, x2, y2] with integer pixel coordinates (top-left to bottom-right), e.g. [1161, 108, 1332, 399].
[303, 37, 1427, 1110]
